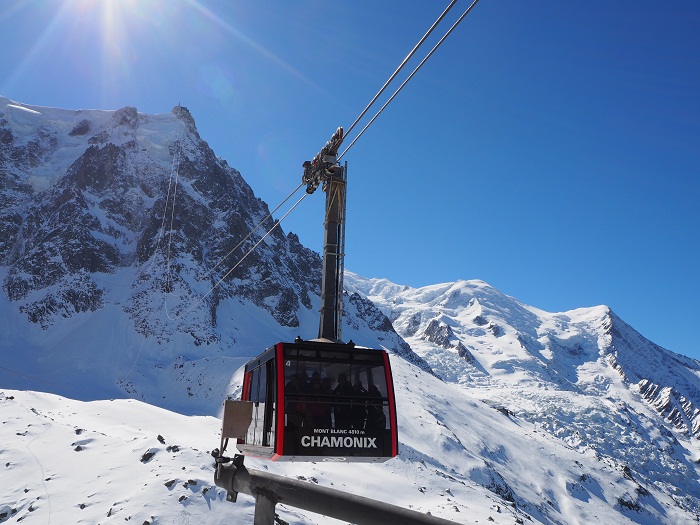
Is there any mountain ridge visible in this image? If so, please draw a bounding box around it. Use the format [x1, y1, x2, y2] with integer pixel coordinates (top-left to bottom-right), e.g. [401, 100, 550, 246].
[0, 95, 427, 411]
[345, 272, 700, 440]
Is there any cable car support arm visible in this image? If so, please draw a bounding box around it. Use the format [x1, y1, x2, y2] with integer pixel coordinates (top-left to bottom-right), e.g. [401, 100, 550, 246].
[302, 127, 347, 342]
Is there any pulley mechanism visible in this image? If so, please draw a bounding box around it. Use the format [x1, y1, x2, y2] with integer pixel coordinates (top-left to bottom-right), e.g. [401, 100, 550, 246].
[302, 127, 344, 194]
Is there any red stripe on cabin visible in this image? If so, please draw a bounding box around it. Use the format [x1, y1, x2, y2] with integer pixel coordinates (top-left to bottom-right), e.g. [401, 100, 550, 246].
[242, 371, 252, 400]
[383, 351, 399, 457]
[274, 342, 286, 457]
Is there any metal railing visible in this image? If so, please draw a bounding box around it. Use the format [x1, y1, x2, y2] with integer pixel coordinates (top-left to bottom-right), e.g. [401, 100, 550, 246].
[214, 455, 462, 525]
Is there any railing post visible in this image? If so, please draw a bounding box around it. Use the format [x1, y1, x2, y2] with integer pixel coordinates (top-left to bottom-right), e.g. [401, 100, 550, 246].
[254, 489, 278, 525]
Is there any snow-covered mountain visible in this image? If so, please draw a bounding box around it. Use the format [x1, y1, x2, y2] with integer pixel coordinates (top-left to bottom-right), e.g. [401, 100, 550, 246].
[2, 97, 700, 525]
[0, 95, 423, 413]
[345, 274, 700, 517]
[346, 274, 700, 439]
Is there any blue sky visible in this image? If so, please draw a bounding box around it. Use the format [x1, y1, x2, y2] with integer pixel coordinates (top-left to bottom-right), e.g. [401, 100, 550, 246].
[1, 0, 699, 359]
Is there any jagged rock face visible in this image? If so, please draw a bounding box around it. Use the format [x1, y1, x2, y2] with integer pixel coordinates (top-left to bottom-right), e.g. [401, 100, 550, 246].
[6, 145, 128, 298]
[601, 310, 700, 439]
[417, 318, 474, 362]
[344, 291, 433, 373]
[0, 117, 43, 259]
[0, 100, 321, 341]
[423, 319, 454, 348]
[638, 380, 700, 436]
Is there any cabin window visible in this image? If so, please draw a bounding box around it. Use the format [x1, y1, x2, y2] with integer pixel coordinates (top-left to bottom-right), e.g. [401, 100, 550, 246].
[282, 355, 390, 433]
[245, 361, 276, 447]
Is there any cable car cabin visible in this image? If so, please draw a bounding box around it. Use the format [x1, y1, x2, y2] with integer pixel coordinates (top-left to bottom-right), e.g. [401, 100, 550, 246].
[234, 340, 398, 462]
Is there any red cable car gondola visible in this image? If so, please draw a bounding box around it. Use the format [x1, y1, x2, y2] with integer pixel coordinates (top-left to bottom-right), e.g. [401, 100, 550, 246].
[236, 339, 398, 462]
[216, 128, 399, 463]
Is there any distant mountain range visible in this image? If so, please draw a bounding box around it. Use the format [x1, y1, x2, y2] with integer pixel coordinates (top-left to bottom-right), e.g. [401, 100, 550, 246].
[1, 97, 699, 524]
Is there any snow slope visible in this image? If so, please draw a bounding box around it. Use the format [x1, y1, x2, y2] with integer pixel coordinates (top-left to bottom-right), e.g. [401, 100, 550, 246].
[6, 350, 695, 525]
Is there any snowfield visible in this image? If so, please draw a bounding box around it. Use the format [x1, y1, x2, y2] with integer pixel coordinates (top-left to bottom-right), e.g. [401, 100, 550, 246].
[3, 349, 698, 525]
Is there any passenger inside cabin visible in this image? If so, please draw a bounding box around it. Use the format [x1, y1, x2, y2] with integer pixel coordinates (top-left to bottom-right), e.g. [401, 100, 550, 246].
[306, 372, 332, 428]
[333, 373, 355, 429]
[285, 373, 307, 428]
[366, 384, 387, 431]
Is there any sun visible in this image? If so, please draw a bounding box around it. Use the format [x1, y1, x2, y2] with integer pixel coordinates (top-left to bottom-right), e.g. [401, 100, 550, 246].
[70, 0, 149, 50]
[50, 0, 179, 105]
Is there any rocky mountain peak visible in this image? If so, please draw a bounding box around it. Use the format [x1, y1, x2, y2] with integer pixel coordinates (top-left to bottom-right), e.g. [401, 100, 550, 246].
[0, 98, 423, 407]
[171, 104, 200, 139]
[113, 106, 140, 129]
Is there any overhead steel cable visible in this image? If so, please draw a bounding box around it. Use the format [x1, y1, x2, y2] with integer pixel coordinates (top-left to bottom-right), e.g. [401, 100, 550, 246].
[343, 0, 461, 141]
[176, 190, 310, 317]
[163, 0, 482, 321]
[339, 0, 481, 160]
[138, 136, 182, 282]
[164, 152, 181, 291]
[161, 169, 305, 320]
[198, 180, 305, 283]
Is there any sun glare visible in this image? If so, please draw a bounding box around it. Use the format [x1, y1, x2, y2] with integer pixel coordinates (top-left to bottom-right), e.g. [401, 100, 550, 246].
[59, 0, 171, 104]
[72, 0, 143, 42]
[2, 0, 326, 110]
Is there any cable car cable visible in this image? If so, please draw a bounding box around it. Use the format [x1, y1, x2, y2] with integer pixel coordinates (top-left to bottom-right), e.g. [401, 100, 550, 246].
[164, 152, 181, 293]
[39, 143, 182, 296]
[157, 143, 305, 320]
[339, 0, 481, 160]
[164, 0, 482, 322]
[137, 136, 182, 284]
[198, 181, 305, 284]
[170, 191, 310, 318]
[166, 0, 479, 291]
[156, 139, 305, 288]
[343, 0, 461, 141]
